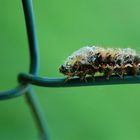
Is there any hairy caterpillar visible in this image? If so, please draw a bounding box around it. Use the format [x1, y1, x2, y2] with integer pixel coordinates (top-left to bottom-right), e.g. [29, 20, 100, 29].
[59, 46, 140, 81]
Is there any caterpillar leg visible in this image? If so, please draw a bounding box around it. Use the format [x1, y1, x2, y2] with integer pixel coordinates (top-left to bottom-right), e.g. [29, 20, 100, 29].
[117, 70, 125, 78]
[137, 64, 140, 75]
[125, 65, 138, 76]
[79, 70, 89, 82]
[64, 76, 72, 83]
[131, 68, 138, 77]
[114, 68, 125, 78]
[80, 75, 87, 82]
[131, 64, 139, 76]
[91, 73, 95, 80]
[79, 72, 88, 82]
[104, 68, 113, 80]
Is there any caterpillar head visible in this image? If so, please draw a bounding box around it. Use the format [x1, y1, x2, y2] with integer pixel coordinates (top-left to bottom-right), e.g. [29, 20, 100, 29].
[59, 65, 70, 75]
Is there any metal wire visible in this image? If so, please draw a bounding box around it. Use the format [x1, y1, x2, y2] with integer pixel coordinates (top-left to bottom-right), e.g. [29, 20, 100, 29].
[19, 73, 140, 87]
[0, 0, 50, 139]
[22, 0, 49, 139]
[22, 0, 39, 75]
[25, 88, 50, 140]
[0, 85, 29, 100]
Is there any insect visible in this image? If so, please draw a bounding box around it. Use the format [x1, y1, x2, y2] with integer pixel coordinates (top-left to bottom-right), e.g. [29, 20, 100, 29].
[59, 46, 140, 81]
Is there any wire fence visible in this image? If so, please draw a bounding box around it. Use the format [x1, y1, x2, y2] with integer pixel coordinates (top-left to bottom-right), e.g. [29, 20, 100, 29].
[0, 0, 49, 139]
[1, 0, 140, 140]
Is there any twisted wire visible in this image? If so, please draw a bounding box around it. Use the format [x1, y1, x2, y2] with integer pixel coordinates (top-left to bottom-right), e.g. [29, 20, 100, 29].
[22, 0, 49, 139]
[0, 0, 50, 139]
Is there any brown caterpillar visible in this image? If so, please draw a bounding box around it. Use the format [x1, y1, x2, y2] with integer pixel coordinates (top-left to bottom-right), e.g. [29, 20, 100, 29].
[59, 46, 140, 81]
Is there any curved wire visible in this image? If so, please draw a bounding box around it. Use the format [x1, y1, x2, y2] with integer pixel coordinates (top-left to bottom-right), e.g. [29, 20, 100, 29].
[0, 0, 39, 100]
[0, 85, 30, 100]
[0, 0, 50, 139]
[22, 0, 50, 140]
[25, 89, 50, 140]
[19, 73, 140, 87]
[0, 0, 38, 100]
[22, 0, 39, 74]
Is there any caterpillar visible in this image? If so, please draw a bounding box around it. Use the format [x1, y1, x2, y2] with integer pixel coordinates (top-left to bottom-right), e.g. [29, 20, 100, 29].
[59, 46, 140, 81]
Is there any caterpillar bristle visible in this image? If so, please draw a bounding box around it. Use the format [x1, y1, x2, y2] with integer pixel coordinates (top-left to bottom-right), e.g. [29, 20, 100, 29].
[59, 46, 140, 80]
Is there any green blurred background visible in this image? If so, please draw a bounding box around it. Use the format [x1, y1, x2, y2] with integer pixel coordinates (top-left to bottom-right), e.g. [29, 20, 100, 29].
[1, 0, 140, 140]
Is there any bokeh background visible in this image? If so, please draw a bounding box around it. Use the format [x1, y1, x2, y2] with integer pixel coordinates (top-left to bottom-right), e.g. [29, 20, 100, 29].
[1, 0, 140, 140]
